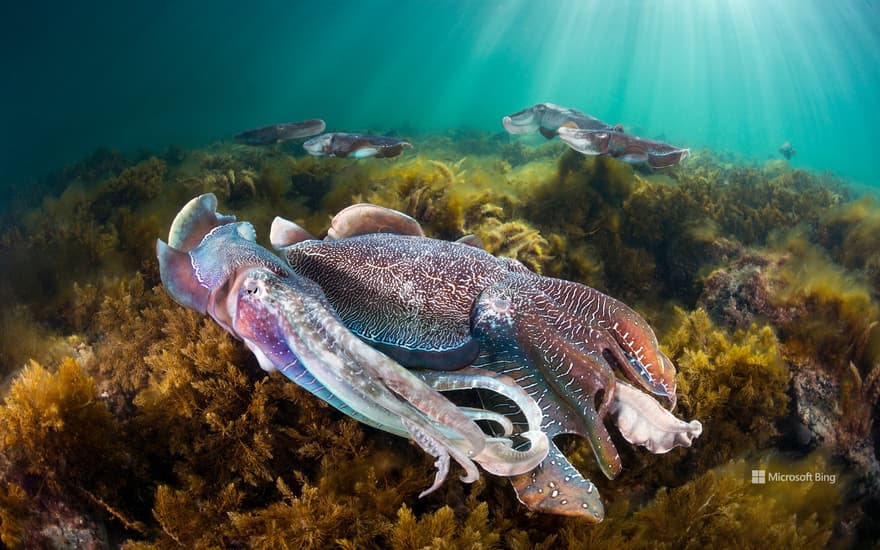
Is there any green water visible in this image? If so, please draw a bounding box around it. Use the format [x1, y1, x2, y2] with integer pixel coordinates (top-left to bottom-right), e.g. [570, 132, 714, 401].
[3, 0, 879, 186]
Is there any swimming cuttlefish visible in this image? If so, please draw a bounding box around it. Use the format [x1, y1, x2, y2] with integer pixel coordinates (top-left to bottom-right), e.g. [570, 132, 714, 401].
[304, 132, 412, 159]
[233, 119, 326, 145]
[503, 103, 690, 168]
[778, 141, 796, 160]
[502, 102, 623, 139]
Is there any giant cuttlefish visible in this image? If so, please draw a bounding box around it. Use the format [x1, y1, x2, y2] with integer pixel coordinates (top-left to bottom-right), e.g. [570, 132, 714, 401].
[270, 202, 703, 521]
[157, 194, 549, 498]
[233, 119, 326, 145]
[558, 126, 690, 169]
[502, 102, 623, 139]
[304, 132, 412, 159]
[503, 103, 689, 168]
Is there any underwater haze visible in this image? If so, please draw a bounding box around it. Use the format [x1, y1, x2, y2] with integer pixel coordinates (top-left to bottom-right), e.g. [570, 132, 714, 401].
[3, 0, 880, 187]
[5, 1, 880, 548]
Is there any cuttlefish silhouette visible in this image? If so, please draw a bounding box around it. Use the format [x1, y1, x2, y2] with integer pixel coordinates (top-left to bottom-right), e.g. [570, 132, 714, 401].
[778, 141, 796, 160]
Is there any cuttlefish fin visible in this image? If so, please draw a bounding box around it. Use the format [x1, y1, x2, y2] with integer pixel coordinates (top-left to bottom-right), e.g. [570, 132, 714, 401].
[455, 234, 485, 249]
[611, 381, 702, 453]
[168, 193, 236, 252]
[509, 443, 604, 522]
[647, 148, 690, 169]
[617, 147, 649, 164]
[270, 216, 317, 249]
[327, 203, 425, 239]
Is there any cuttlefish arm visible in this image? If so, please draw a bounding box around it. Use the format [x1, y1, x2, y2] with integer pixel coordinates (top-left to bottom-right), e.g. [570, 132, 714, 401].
[508, 380, 703, 522]
[534, 277, 678, 409]
[159, 193, 547, 495]
[611, 381, 702, 453]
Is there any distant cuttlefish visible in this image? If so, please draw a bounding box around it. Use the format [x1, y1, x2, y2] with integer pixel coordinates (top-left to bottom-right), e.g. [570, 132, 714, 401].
[558, 127, 690, 169]
[502, 102, 623, 139]
[503, 102, 689, 169]
[304, 132, 412, 159]
[233, 119, 326, 146]
[778, 141, 796, 160]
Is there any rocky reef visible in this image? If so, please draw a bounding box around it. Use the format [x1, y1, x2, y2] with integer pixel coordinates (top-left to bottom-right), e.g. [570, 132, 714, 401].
[0, 134, 876, 547]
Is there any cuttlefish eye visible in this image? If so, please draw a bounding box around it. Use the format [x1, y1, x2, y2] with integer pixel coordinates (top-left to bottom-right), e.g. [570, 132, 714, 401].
[244, 279, 263, 296]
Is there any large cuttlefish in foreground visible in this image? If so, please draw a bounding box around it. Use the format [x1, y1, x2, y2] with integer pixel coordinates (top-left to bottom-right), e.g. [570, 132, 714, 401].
[270, 203, 702, 521]
[157, 194, 549, 498]
[158, 195, 702, 522]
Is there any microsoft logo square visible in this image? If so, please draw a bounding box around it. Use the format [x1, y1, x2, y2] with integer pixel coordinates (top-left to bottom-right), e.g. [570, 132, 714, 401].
[751, 470, 766, 484]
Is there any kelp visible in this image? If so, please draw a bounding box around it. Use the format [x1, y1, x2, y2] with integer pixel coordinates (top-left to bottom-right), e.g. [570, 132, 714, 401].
[0, 358, 143, 547]
[767, 234, 879, 374]
[819, 196, 880, 292]
[559, 455, 838, 550]
[663, 308, 790, 470]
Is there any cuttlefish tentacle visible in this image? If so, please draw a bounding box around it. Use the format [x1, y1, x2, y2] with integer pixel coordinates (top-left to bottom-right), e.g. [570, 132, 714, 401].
[415, 368, 550, 477]
[610, 381, 702, 453]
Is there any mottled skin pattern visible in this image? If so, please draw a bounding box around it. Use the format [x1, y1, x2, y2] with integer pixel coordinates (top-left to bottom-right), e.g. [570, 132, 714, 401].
[277, 231, 681, 520]
[158, 195, 701, 523]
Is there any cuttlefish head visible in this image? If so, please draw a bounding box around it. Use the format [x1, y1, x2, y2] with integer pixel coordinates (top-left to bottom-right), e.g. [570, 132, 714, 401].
[605, 304, 678, 409]
[303, 133, 333, 156]
[557, 127, 612, 155]
[502, 103, 553, 134]
[157, 193, 290, 334]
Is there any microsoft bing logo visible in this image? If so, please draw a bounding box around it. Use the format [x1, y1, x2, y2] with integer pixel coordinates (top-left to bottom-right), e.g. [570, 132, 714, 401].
[751, 470, 766, 484]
